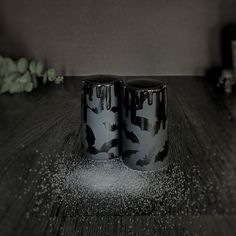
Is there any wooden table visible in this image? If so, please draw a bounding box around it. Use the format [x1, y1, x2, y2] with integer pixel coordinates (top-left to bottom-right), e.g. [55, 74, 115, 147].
[0, 77, 235, 236]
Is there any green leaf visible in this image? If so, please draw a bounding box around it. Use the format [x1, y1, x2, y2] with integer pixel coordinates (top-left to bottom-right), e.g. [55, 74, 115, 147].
[24, 82, 33, 92]
[17, 58, 28, 73]
[0, 82, 11, 94]
[9, 83, 23, 94]
[18, 71, 31, 84]
[5, 58, 17, 75]
[4, 72, 21, 83]
[36, 62, 44, 76]
[47, 68, 56, 81]
[29, 60, 37, 74]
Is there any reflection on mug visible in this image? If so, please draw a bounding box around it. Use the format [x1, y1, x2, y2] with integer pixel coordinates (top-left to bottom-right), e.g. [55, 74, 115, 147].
[81, 75, 123, 160]
[122, 79, 169, 171]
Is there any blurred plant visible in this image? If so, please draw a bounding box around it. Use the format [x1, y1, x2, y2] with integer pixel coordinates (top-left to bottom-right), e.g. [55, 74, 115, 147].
[0, 55, 64, 94]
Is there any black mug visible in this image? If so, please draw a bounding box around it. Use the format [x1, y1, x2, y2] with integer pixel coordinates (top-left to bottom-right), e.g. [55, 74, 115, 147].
[122, 78, 169, 171]
[81, 75, 123, 160]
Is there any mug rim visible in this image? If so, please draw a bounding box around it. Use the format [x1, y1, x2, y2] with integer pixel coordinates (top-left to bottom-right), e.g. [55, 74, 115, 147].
[82, 74, 123, 85]
[124, 78, 166, 91]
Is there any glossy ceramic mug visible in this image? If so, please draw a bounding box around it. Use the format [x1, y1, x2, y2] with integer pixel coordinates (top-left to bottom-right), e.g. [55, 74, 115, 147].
[81, 75, 123, 160]
[122, 78, 169, 171]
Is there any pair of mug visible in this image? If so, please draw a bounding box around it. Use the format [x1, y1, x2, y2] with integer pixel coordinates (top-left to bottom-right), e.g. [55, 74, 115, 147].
[81, 75, 169, 171]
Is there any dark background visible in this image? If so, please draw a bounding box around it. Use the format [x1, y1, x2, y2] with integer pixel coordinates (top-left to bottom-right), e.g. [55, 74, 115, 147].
[0, 0, 236, 76]
[1, 2, 236, 235]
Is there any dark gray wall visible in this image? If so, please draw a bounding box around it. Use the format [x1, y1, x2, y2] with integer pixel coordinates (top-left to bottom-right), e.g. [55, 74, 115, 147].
[0, 0, 236, 76]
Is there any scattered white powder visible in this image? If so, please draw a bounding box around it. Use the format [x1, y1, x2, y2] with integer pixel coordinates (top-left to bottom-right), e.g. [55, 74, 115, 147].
[1, 144, 230, 236]
[15, 149, 233, 221]
[63, 160, 154, 197]
[26, 151, 188, 216]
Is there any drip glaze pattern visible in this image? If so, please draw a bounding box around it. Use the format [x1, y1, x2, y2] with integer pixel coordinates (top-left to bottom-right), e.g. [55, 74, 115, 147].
[81, 75, 122, 160]
[122, 79, 169, 171]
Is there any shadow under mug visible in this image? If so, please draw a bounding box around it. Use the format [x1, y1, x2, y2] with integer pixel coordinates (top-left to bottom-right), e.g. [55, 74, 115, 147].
[81, 75, 123, 160]
[122, 78, 169, 171]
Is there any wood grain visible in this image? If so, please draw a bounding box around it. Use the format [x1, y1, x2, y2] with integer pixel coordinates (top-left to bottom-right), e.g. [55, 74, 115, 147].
[0, 77, 235, 236]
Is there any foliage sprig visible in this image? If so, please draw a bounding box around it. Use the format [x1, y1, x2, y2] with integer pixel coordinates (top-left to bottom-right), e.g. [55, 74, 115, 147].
[0, 55, 64, 94]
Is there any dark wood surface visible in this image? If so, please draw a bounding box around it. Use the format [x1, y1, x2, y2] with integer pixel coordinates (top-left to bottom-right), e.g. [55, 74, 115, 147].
[0, 77, 236, 236]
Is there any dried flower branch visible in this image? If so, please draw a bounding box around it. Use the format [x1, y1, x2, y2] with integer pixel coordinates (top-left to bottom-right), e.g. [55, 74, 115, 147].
[0, 55, 64, 94]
